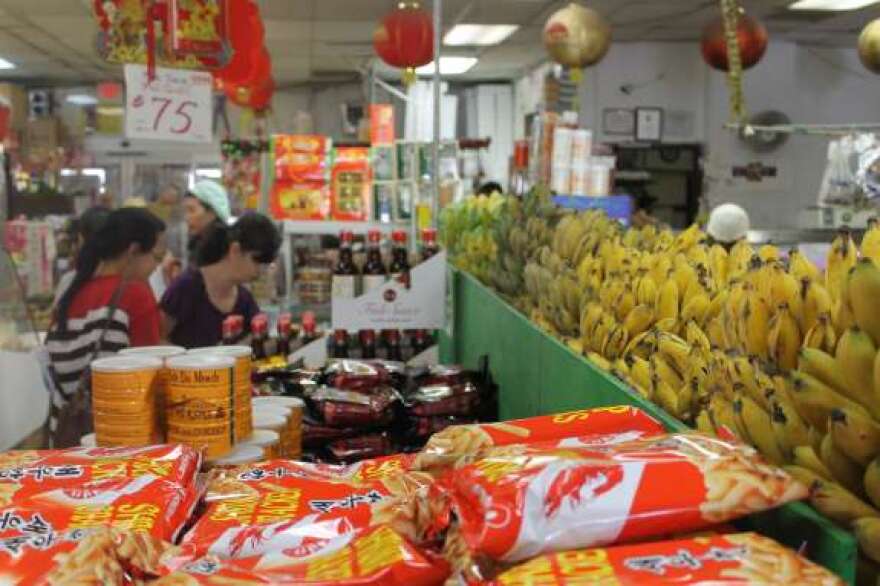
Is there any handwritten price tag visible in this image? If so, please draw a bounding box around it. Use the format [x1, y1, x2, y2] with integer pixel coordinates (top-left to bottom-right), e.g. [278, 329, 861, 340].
[124, 64, 212, 143]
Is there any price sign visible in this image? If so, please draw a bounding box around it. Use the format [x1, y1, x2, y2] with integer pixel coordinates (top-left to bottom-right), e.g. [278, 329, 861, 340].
[124, 64, 212, 143]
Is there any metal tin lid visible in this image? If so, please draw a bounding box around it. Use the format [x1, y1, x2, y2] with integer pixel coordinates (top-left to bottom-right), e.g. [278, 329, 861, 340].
[238, 429, 280, 448]
[252, 412, 286, 430]
[210, 445, 263, 466]
[91, 355, 163, 372]
[119, 346, 185, 359]
[253, 396, 305, 410]
[188, 345, 252, 358]
[166, 354, 235, 370]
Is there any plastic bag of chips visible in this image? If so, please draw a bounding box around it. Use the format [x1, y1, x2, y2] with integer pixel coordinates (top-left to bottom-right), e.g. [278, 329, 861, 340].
[487, 532, 843, 586]
[157, 525, 449, 585]
[439, 434, 807, 565]
[413, 406, 665, 474]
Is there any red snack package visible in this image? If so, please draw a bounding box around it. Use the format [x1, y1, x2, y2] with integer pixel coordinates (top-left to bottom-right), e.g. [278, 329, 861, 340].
[324, 360, 392, 393]
[442, 434, 807, 564]
[158, 525, 448, 585]
[407, 383, 481, 417]
[0, 444, 201, 498]
[488, 532, 843, 586]
[409, 416, 477, 439]
[309, 387, 399, 428]
[329, 434, 394, 464]
[412, 365, 470, 387]
[183, 460, 433, 561]
[303, 419, 360, 448]
[414, 406, 665, 474]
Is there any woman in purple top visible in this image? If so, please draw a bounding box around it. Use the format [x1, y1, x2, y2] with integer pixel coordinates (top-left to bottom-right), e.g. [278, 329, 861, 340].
[160, 213, 281, 348]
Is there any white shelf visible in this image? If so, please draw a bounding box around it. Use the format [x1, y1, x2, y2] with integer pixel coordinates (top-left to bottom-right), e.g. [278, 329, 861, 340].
[283, 219, 410, 236]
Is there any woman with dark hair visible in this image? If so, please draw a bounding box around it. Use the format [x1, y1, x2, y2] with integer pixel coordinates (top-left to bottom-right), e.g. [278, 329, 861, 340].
[53, 206, 112, 306]
[184, 180, 231, 263]
[45, 207, 166, 434]
[160, 212, 281, 348]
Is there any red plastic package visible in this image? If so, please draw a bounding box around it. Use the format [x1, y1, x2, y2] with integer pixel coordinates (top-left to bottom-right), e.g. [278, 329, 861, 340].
[158, 525, 449, 585]
[0, 444, 201, 498]
[309, 387, 399, 428]
[488, 532, 843, 586]
[414, 406, 665, 473]
[440, 434, 807, 564]
[325, 360, 392, 392]
[407, 383, 481, 417]
[183, 460, 433, 560]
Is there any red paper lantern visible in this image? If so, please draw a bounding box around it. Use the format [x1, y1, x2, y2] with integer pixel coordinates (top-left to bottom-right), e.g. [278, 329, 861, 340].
[701, 14, 768, 72]
[373, 2, 433, 84]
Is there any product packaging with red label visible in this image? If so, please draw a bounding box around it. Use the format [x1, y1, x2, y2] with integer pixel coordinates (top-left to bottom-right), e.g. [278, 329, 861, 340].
[440, 434, 807, 565]
[489, 532, 843, 586]
[413, 406, 666, 474]
[159, 525, 449, 585]
[307, 386, 399, 428]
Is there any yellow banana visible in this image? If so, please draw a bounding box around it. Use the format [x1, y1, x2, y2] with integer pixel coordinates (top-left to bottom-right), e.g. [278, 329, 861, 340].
[655, 379, 687, 419]
[836, 327, 877, 409]
[707, 392, 744, 441]
[798, 347, 852, 400]
[783, 464, 825, 488]
[681, 292, 710, 326]
[770, 399, 811, 460]
[566, 338, 584, 355]
[803, 312, 838, 355]
[705, 315, 728, 350]
[653, 318, 678, 334]
[735, 396, 786, 465]
[695, 409, 715, 436]
[758, 243, 781, 263]
[684, 320, 711, 354]
[586, 352, 612, 372]
[769, 263, 802, 322]
[767, 302, 801, 372]
[622, 304, 655, 338]
[655, 279, 680, 322]
[615, 290, 636, 324]
[789, 370, 869, 432]
[865, 458, 880, 509]
[820, 433, 865, 496]
[854, 517, 880, 563]
[792, 445, 833, 480]
[651, 353, 684, 390]
[628, 356, 653, 391]
[705, 289, 729, 324]
[862, 217, 880, 266]
[601, 324, 628, 361]
[657, 332, 691, 375]
[789, 248, 821, 282]
[848, 258, 880, 346]
[708, 244, 729, 286]
[829, 407, 880, 467]
[826, 228, 858, 306]
[741, 296, 771, 360]
[636, 276, 658, 307]
[809, 478, 879, 526]
[833, 296, 856, 335]
[799, 277, 832, 335]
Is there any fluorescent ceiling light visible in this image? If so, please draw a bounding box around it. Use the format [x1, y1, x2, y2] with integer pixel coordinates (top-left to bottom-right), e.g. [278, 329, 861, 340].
[789, 0, 880, 10]
[416, 57, 478, 75]
[66, 94, 98, 106]
[0, 57, 15, 70]
[444, 24, 519, 46]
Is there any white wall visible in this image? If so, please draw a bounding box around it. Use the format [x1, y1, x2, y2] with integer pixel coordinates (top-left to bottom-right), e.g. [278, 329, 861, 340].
[517, 41, 880, 229]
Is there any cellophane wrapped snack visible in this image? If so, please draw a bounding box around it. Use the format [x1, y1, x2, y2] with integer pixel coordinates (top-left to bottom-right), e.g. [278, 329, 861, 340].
[307, 386, 400, 428]
[157, 525, 449, 585]
[323, 360, 393, 392]
[487, 533, 843, 586]
[413, 406, 665, 474]
[0, 444, 201, 505]
[438, 434, 807, 567]
[181, 458, 434, 563]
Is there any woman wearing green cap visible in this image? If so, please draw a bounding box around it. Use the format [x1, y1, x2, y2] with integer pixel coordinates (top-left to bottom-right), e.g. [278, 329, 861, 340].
[184, 179, 232, 264]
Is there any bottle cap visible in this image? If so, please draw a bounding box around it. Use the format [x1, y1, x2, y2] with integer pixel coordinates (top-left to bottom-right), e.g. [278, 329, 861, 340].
[392, 230, 407, 243]
[367, 230, 382, 244]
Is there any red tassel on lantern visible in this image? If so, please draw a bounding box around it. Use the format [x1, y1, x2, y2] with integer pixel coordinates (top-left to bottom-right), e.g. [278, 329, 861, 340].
[373, 2, 433, 85]
[701, 13, 768, 72]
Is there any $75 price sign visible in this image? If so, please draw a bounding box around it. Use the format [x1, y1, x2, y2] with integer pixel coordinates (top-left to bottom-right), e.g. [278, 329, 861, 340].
[124, 65, 212, 143]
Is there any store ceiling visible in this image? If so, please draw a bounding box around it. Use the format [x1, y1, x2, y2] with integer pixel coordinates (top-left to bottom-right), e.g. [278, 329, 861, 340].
[0, 0, 872, 87]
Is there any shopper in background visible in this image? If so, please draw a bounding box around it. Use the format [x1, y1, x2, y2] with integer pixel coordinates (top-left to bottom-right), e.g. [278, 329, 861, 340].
[160, 212, 281, 348]
[45, 208, 166, 436]
[477, 181, 504, 196]
[185, 180, 231, 264]
[706, 203, 751, 249]
[53, 206, 111, 307]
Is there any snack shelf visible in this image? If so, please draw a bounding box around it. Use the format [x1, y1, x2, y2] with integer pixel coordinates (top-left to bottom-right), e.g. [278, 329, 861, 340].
[438, 267, 858, 584]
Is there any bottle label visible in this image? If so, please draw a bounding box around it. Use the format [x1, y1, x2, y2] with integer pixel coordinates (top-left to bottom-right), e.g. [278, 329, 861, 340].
[332, 275, 357, 299]
[363, 275, 386, 293]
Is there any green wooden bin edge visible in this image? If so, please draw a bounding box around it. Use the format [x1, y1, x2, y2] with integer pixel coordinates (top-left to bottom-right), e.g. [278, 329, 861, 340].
[439, 267, 857, 584]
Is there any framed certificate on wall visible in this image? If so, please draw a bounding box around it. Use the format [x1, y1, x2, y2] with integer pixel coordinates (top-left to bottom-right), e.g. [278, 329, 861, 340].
[635, 107, 664, 142]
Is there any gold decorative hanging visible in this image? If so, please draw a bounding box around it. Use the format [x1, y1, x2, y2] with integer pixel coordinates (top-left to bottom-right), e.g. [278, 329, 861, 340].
[720, 0, 747, 123]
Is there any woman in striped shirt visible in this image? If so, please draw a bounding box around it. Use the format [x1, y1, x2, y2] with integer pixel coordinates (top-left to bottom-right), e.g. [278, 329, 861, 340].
[45, 208, 166, 442]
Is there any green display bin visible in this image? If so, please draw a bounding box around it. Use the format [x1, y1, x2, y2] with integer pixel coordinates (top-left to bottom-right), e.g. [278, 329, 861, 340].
[439, 268, 857, 584]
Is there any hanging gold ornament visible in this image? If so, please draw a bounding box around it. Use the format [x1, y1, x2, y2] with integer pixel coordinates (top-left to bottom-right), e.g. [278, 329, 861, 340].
[543, 3, 611, 83]
[720, 0, 747, 123]
[859, 18, 880, 74]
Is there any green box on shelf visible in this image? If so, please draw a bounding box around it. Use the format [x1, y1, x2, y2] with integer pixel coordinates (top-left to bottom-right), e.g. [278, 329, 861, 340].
[438, 268, 858, 584]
